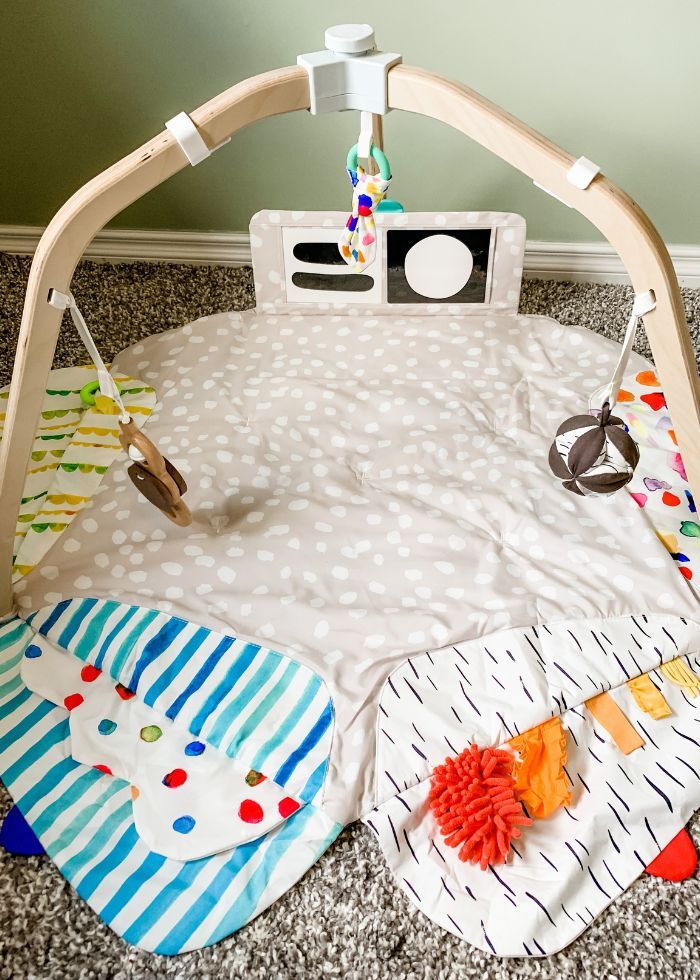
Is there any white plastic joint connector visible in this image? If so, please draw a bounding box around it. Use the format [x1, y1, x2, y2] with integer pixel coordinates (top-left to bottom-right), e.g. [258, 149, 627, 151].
[165, 112, 230, 166]
[566, 156, 601, 190]
[47, 288, 71, 311]
[632, 290, 657, 317]
[298, 24, 401, 114]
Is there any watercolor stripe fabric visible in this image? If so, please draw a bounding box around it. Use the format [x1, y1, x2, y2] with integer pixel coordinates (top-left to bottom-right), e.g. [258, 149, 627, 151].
[0, 615, 341, 954]
[21, 635, 307, 861]
[25, 598, 334, 805]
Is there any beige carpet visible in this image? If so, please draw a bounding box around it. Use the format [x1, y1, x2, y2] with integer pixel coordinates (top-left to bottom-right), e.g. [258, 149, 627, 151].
[1, 252, 699, 979]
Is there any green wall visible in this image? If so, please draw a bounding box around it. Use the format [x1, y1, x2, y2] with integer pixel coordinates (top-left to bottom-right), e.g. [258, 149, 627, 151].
[3, 1, 697, 243]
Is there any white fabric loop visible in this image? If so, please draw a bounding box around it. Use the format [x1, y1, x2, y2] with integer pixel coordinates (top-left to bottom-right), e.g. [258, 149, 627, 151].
[48, 289, 130, 422]
[357, 110, 374, 162]
[601, 290, 657, 410]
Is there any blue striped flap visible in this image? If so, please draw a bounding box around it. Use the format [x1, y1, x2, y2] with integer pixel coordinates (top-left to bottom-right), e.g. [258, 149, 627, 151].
[0, 615, 342, 954]
[26, 599, 333, 804]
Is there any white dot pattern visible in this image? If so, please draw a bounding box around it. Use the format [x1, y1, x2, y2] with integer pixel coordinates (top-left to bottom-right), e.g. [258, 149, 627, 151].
[18, 302, 696, 822]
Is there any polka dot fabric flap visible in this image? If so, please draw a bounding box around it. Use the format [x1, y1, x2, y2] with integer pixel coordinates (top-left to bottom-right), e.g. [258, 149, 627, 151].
[0, 615, 341, 954]
[21, 634, 305, 860]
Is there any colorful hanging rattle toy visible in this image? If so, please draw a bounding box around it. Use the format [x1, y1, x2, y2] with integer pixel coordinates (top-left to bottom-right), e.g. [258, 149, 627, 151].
[549, 290, 657, 496]
[339, 119, 391, 272]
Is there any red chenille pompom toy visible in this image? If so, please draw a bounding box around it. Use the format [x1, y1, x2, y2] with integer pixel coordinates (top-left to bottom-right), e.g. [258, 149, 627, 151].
[429, 744, 532, 870]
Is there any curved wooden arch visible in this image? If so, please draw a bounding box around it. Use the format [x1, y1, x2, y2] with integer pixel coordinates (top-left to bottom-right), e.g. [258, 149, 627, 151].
[1, 63, 698, 613]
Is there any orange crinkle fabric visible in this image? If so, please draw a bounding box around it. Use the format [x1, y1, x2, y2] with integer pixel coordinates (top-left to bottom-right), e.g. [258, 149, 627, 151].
[509, 716, 572, 818]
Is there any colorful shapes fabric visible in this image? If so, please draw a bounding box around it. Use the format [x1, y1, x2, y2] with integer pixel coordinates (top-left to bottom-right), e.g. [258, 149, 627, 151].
[0, 365, 155, 580]
[338, 166, 390, 272]
[429, 744, 532, 870]
[28, 597, 334, 808]
[585, 692, 644, 755]
[618, 376, 699, 590]
[0, 614, 341, 954]
[20, 630, 309, 861]
[626, 674, 672, 720]
[509, 716, 572, 818]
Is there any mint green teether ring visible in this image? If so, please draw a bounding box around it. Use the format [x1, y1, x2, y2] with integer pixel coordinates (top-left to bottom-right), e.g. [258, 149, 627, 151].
[80, 379, 123, 406]
[346, 144, 392, 180]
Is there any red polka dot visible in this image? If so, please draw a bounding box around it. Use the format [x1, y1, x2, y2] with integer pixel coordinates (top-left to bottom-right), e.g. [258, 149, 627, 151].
[662, 492, 681, 507]
[238, 799, 264, 824]
[278, 797, 301, 818]
[64, 693, 84, 711]
[115, 683, 136, 700]
[680, 566, 693, 581]
[81, 664, 101, 682]
[94, 764, 112, 775]
[162, 768, 188, 789]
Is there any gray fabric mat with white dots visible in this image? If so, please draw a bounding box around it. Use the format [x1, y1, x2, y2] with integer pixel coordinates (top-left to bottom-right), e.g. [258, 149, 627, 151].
[0, 251, 698, 979]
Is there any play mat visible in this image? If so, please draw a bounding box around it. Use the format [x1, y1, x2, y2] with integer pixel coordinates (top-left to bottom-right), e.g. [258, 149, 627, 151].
[0, 208, 698, 956]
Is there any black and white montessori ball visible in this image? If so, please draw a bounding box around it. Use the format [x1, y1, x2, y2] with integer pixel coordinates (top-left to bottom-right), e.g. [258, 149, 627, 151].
[549, 405, 640, 496]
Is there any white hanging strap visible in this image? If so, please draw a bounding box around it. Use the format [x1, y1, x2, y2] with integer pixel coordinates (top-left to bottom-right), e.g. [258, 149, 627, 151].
[357, 110, 374, 164]
[601, 290, 657, 410]
[48, 289, 131, 423]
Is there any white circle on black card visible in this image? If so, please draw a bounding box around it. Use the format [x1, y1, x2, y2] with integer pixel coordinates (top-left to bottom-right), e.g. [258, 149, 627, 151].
[403, 234, 473, 299]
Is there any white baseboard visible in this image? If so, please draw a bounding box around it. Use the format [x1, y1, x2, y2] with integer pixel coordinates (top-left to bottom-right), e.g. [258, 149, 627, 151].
[2, 224, 699, 287]
[524, 240, 700, 287]
[0, 225, 252, 268]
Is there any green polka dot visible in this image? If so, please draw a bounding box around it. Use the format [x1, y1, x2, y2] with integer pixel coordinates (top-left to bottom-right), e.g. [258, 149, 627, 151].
[140, 725, 163, 743]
